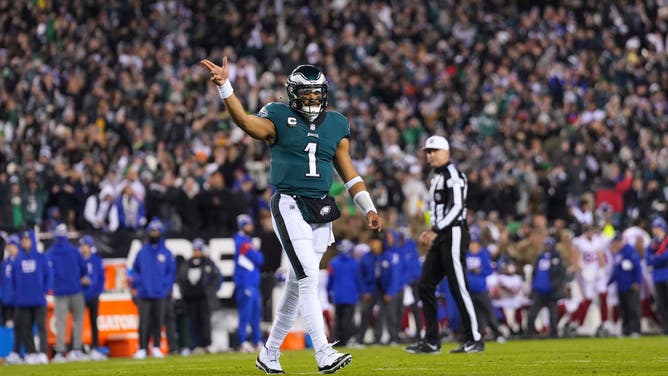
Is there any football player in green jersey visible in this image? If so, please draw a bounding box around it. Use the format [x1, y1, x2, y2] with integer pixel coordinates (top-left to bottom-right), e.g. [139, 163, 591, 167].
[201, 57, 382, 374]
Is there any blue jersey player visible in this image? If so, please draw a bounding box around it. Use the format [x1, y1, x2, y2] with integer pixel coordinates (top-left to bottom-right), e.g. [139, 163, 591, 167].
[201, 57, 382, 374]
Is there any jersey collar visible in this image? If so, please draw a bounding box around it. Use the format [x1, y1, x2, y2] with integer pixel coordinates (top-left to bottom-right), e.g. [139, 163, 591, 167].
[300, 111, 327, 126]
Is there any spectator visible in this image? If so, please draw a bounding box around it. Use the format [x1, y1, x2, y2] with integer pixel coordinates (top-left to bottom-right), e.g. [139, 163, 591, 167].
[327, 239, 363, 347]
[83, 185, 117, 232]
[527, 237, 567, 338]
[176, 238, 221, 354]
[22, 177, 47, 227]
[1, 234, 19, 327]
[608, 235, 641, 337]
[47, 224, 89, 362]
[646, 217, 668, 335]
[175, 176, 202, 237]
[10, 230, 50, 365]
[398, 227, 423, 341]
[113, 184, 147, 232]
[375, 232, 402, 345]
[355, 242, 378, 345]
[79, 235, 107, 360]
[131, 218, 176, 359]
[233, 214, 264, 352]
[199, 171, 238, 236]
[466, 234, 505, 342]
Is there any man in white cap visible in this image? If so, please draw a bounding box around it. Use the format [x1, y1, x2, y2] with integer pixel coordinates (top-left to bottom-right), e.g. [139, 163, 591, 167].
[405, 135, 484, 355]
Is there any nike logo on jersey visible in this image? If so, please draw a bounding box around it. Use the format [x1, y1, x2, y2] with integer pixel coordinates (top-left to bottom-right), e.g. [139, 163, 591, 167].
[307, 132, 319, 138]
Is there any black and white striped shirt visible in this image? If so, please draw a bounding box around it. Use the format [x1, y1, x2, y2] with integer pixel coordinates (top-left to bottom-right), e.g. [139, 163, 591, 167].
[428, 162, 468, 231]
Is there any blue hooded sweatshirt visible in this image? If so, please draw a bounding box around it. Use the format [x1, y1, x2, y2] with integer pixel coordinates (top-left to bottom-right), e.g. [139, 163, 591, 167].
[47, 237, 87, 296]
[378, 248, 402, 297]
[646, 235, 668, 282]
[466, 247, 493, 294]
[401, 238, 422, 285]
[83, 252, 105, 301]
[327, 252, 363, 304]
[233, 232, 264, 288]
[359, 251, 378, 295]
[609, 244, 641, 293]
[13, 237, 51, 307]
[132, 239, 175, 299]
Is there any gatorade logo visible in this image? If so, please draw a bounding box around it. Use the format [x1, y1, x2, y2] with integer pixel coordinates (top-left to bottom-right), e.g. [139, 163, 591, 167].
[97, 314, 139, 331]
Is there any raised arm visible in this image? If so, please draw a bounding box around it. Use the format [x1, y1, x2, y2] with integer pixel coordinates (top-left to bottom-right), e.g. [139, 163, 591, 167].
[334, 137, 382, 232]
[200, 57, 276, 143]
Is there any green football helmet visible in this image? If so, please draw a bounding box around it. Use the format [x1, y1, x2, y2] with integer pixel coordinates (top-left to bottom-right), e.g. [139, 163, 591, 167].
[286, 65, 328, 118]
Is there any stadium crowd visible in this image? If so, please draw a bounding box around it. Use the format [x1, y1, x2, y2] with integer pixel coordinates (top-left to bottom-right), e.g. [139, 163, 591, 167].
[1, 0, 668, 365]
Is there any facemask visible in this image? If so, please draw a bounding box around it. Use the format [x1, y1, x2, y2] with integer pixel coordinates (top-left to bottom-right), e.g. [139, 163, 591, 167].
[149, 235, 160, 245]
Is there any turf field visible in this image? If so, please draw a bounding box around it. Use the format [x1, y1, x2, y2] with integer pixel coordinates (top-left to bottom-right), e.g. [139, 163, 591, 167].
[5, 336, 668, 375]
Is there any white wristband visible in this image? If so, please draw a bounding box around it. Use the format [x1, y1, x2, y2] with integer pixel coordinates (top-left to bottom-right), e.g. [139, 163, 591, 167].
[217, 80, 234, 99]
[353, 190, 377, 215]
[344, 176, 363, 192]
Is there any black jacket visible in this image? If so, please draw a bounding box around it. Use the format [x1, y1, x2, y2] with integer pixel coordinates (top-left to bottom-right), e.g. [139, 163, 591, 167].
[176, 256, 221, 301]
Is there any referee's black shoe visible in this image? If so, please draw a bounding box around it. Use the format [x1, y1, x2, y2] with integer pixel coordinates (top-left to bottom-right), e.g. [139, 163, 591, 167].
[404, 339, 441, 354]
[449, 340, 485, 354]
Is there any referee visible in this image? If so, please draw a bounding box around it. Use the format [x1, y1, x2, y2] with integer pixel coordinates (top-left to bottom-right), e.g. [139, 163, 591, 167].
[405, 135, 484, 354]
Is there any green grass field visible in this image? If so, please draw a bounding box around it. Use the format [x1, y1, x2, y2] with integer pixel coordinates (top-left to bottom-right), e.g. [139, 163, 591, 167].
[5, 337, 668, 375]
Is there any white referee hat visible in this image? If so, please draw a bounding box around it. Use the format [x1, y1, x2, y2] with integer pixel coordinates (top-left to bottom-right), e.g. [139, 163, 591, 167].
[423, 135, 450, 151]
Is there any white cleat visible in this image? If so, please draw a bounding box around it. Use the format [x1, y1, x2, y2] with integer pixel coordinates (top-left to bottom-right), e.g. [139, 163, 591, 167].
[51, 353, 67, 363]
[152, 347, 164, 359]
[256, 345, 284, 374]
[315, 343, 352, 374]
[133, 349, 147, 360]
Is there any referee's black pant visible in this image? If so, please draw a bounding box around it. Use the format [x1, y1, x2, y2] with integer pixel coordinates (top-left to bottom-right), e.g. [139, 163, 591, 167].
[418, 225, 481, 344]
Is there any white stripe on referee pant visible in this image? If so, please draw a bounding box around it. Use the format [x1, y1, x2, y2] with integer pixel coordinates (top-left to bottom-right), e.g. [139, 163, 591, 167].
[451, 226, 481, 341]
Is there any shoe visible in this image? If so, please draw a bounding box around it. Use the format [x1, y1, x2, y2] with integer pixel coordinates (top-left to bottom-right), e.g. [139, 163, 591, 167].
[52, 353, 67, 363]
[25, 353, 40, 365]
[180, 348, 191, 356]
[562, 322, 576, 338]
[152, 347, 164, 358]
[450, 340, 485, 354]
[5, 352, 23, 365]
[38, 353, 49, 364]
[191, 347, 207, 355]
[315, 343, 352, 374]
[133, 349, 147, 360]
[256, 345, 284, 374]
[496, 336, 507, 344]
[89, 349, 108, 361]
[404, 339, 441, 354]
[595, 324, 609, 338]
[239, 341, 255, 353]
[66, 350, 90, 362]
[630, 332, 641, 339]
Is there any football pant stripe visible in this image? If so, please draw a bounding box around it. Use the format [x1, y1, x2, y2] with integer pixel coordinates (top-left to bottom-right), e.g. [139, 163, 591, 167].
[270, 193, 307, 280]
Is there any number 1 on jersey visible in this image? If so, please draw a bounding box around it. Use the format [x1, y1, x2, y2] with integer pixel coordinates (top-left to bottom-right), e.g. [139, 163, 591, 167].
[304, 142, 320, 177]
